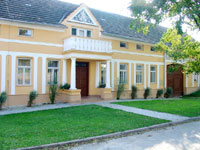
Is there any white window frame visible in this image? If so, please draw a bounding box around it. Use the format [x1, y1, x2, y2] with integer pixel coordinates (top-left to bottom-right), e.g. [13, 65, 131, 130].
[71, 27, 92, 37]
[136, 65, 143, 84]
[120, 64, 127, 84]
[150, 66, 156, 83]
[17, 58, 32, 86]
[100, 63, 106, 84]
[47, 60, 60, 85]
[18, 28, 33, 37]
[136, 44, 144, 50]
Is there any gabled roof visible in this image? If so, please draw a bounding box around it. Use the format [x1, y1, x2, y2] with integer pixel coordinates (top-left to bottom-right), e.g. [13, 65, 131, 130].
[0, 0, 166, 44]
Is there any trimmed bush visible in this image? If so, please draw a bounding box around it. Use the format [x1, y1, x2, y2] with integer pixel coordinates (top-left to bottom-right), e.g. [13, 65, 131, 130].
[116, 83, 125, 100]
[28, 91, 38, 107]
[156, 89, 164, 98]
[49, 82, 58, 104]
[131, 85, 137, 99]
[0, 92, 7, 110]
[164, 87, 173, 98]
[98, 83, 106, 88]
[60, 83, 70, 90]
[144, 88, 151, 99]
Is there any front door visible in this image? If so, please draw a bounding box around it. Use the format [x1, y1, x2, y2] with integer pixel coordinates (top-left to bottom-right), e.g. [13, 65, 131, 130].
[167, 64, 183, 96]
[76, 62, 89, 96]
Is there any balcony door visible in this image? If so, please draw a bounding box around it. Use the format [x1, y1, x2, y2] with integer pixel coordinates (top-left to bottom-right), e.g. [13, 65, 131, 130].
[76, 62, 89, 96]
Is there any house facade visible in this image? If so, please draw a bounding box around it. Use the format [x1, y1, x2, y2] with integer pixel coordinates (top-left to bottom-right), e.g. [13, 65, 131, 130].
[0, 0, 199, 107]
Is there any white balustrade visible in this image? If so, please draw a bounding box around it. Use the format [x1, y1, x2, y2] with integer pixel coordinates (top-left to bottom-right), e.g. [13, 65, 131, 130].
[64, 37, 112, 53]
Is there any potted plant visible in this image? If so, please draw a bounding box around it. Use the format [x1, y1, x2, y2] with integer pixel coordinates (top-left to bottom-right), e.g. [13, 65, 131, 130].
[144, 88, 151, 99]
[27, 91, 38, 107]
[116, 83, 125, 100]
[164, 87, 173, 98]
[131, 85, 137, 99]
[156, 89, 164, 98]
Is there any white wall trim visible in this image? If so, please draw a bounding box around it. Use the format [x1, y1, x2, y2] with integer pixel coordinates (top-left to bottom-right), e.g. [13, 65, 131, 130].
[129, 62, 132, 90]
[157, 64, 160, 89]
[106, 60, 111, 88]
[192, 73, 194, 87]
[62, 59, 67, 85]
[117, 62, 120, 85]
[198, 74, 200, 87]
[11, 55, 16, 95]
[1, 54, 6, 92]
[186, 75, 188, 88]
[0, 38, 63, 47]
[96, 62, 100, 88]
[64, 53, 112, 60]
[111, 61, 114, 91]
[113, 50, 163, 58]
[70, 58, 76, 90]
[42, 57, 46, 94]
[33, 56, 38, 91]
[144, 64, 147, 89]
[112, 59, 164, 65]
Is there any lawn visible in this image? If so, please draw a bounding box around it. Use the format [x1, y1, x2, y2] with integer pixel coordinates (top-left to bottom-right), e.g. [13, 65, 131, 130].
[114, 99, 200, 117]
[0, 105, 168, 150]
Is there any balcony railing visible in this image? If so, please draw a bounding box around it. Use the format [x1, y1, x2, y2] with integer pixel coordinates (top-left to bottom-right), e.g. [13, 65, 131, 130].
[64, 37, 112, 53]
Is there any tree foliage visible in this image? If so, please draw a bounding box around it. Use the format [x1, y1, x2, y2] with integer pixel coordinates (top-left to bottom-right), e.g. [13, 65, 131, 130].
[129, 0, 200, 34]
[155, 29, 200, 74]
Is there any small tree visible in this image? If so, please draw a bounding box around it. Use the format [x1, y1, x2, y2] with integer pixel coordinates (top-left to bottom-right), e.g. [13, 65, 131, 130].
[144, 88, 151, 99]
[28, 91, 38, 107]
[131, 85, 137, 99]
[49, 82, 58, 104]
[116, 83, 125, 100]
[0, 92, 7, 110]
[164, 87, 173, 98]
[156, 89, 164, 98]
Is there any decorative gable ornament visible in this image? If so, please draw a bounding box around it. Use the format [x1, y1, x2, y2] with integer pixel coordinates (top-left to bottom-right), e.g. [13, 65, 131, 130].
[69, 8, 97, 26]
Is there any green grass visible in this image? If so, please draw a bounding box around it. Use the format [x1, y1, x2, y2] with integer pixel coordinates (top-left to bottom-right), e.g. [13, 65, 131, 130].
[114, 99, 200, 117]
[0, 105, 168, 150]
[183, 90, 200, 98]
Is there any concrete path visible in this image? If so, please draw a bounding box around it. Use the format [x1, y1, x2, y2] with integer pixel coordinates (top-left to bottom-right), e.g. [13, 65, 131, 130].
[70, 120, 200, 150]
[97, 103, 189, 122]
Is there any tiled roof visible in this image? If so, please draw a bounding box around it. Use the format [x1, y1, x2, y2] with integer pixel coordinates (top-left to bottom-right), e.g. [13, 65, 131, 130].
[0, 0, 166, 44]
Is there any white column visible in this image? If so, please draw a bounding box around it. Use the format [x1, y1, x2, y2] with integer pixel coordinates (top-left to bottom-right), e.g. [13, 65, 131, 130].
[33, 56, 38, 91]
[117, 61, 120, 84]
[11, 55, 16, 95]
[148, 64, 150, 88]
[144, 64, 147, 89]
[111, 61, 114, 91]
[70, 58, 76, 90]
[96, 61, 100, 88]
[157, 64, 160, 89]
[186, 75, 188, 88]
[129, 62, 132, 90]
[164, 53, 167, 89]
[106, 60, 111, 88]
[133, 63, 136, 86]
[42, 57, 46, 94]
[1, 54, 6, 92]
[62, 59, 67, 85]
[192, 73, 194, 87]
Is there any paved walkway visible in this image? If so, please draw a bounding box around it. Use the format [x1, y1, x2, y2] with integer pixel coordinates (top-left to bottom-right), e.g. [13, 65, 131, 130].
[70, 120, 200, 150]
[97, 103, 189, 121]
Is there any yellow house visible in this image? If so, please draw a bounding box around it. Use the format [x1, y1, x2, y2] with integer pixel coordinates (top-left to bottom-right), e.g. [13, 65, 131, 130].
[0, 0, 199, 107]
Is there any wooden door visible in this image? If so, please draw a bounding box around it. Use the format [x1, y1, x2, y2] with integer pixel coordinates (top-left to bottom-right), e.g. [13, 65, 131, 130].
[76, 62, 89, 96]
[167, 65, 183, 96]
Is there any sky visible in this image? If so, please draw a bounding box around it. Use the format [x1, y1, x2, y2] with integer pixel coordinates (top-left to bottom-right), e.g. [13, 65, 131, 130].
[61, 0, 199, 41]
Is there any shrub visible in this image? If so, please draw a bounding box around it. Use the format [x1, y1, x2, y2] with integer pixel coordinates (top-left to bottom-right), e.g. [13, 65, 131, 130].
[131, 85, 137, 99]
[0, 92, 7, 110]
[116, 83, 125, 100]
[60, 83, 70, 90]
[28, 91, 38, 107]
[98, 83, 106, 88]
[156, 89, 164, 98]
[49, 82, 58, 104]
[144, 88, 151, 99]
[164, 87, 173, 98]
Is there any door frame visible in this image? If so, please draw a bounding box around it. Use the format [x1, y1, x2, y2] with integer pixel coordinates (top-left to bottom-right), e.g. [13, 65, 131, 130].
[76, 62, 89, 97]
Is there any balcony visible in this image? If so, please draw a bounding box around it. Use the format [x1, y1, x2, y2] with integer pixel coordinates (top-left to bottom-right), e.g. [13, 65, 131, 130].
[64, 37, 112, 53]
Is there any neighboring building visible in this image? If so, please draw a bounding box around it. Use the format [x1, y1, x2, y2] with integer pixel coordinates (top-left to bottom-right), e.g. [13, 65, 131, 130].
[0, 0, 199, 107]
